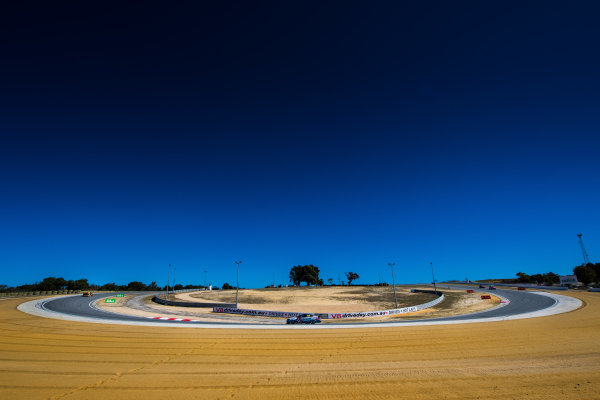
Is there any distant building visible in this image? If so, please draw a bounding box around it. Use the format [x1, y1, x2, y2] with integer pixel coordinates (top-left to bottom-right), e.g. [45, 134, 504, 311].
[559, 275, 578, 287]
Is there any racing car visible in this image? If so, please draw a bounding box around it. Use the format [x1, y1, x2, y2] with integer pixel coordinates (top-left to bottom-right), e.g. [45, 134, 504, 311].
[286, 313, 321, 324]
[82, 291, 93, 297]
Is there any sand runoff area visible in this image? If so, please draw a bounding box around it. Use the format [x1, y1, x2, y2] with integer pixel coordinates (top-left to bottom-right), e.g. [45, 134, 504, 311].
[0, 289, 599, 399]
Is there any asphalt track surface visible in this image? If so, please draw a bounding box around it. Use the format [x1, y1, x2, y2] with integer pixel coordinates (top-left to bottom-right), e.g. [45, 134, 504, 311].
[38, 286, 560, 327]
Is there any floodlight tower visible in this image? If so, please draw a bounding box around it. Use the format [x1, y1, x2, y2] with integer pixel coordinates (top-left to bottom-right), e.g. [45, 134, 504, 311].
[430, 262, 438, 295]
[235, 261, 242, 308]
[165, 263, 171, 300]
[388, 262, 398, 309]
[577, 234, 591, 264]
[173, 264, 176, 291]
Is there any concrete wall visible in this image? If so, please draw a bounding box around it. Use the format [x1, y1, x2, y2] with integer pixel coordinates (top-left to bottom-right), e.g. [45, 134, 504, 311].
[152, 295, 235, 308]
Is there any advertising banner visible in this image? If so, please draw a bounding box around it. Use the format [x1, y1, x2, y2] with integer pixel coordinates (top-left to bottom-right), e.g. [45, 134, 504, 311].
[559, 275, 578, 285]
[388, 306, 418, 315]
[212, 307, 302, 318]
[328, 305, 420, 319]
[329, 310, 389, 319]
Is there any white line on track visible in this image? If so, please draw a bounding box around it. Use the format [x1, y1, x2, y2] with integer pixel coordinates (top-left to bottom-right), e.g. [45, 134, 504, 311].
[148, 317, 201, 322]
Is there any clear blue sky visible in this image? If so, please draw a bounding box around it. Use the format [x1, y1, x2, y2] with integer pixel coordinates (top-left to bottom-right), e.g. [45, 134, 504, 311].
[1, 2, 598, 288]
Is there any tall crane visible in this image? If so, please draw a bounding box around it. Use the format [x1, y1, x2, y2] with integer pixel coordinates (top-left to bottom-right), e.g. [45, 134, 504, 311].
[577, 234, 591, 264]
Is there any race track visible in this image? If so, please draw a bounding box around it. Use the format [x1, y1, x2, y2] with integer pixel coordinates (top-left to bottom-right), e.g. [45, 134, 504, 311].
[20, 286, 580, 328]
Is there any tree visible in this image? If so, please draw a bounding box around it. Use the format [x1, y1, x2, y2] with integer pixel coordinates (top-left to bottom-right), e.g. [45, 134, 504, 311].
[345, 272, 359, 285]
[516, 271, 560, 285]
[574, 264, 596, 285]
[289, 265, 320, 286]
[327, 278, 333, 285]
[530, 274, 544, 284]
[222, 282, 234, 290]
[147, 281, 160, 291]
[100, 283, 120, 291]
[289, 265, 303, 286]
[589, 263, 600, 283]
[37, 277, 68, 291]
[184, 284, 203, 289]
[543, 272, 560, 284]
[126, 281, 147, 291]
[303, 265, 320, 285]
[67, 279, 89, 290]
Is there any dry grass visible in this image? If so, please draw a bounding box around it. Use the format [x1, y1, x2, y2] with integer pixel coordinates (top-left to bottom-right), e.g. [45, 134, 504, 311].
[183, 286, 438, 312]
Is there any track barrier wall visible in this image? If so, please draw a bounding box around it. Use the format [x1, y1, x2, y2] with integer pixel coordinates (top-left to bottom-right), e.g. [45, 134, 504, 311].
[152, 296, 235, 308]
[0, 290, 81, 297]
[486, 283, 568, 291]
[212, 307, 303, 318]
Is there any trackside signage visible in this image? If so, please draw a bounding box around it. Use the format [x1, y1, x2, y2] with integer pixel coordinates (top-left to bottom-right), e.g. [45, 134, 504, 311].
[560, 275, 578, 285]
[329, 311, 388, 319]
[213, 307, 303, 318]
[329, 305, 419, 319]
[105, 298, 116, 303]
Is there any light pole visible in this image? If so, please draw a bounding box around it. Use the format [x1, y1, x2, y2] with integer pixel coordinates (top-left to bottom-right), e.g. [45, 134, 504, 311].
[235, 261, 242, 308]
[430, 261, 438, 295]
[203, 270, 208, 288]
[388, 262, 398, 309]
[173, 264, 176, 292]
[166, 263, 171, 300]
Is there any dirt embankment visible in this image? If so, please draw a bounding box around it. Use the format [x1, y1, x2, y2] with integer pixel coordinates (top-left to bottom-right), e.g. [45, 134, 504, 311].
[183, 286, 438, 312]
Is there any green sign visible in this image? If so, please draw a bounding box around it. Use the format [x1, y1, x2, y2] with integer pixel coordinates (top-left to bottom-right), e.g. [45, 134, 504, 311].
[116, 294, 125, 297]
[105, 298, 116, 303]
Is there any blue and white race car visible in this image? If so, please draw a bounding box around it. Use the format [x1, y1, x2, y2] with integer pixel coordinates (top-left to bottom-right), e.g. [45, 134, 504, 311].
[286, 313, 321, 324]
